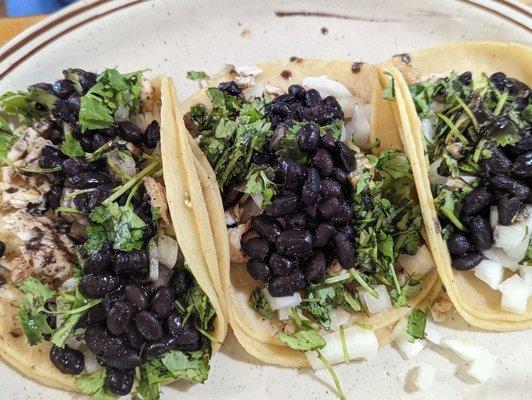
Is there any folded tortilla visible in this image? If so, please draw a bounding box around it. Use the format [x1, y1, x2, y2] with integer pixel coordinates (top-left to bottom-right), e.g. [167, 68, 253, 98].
[381, 42, 532, 331]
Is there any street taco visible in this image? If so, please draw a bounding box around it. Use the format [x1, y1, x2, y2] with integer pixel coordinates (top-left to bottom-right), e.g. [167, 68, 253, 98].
[383, 42, 532, 330]
[0, 69, 226, 398]
[172, 59, 441, 394]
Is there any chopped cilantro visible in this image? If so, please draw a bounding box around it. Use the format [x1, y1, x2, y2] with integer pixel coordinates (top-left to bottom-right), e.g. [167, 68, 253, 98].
[249, 288, 274, 319]
[241, 164, 277, 207]
[0, 116, 15, 166]
[75, 369, 115, 400]
[405, 309, 427, 342]
[60, 130, 85, 158]
[0, 87, 57, 123]
[186, 71, 210, 81]
[276, 329, 326, 351]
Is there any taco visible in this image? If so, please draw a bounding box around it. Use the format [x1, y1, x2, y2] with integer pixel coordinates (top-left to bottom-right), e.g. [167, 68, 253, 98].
[0, 69, 226, 398]
[382, 42, 532, 330]
[170, 59, 441, 394]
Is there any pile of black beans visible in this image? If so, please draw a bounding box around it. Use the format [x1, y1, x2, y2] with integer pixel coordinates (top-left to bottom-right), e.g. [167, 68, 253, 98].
[240, 85, 358, 297]
[446, 73, 532, 271]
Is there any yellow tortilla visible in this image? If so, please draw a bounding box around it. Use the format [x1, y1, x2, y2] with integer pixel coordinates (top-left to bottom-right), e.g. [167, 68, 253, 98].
[382, 42, 532, 330]
[0, 76, 227, 393]
[178, 59, 441, 366]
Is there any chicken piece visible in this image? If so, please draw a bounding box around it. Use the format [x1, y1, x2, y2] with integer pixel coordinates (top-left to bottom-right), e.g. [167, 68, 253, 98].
[143, 176, 170, 228]
[348, 145, 373, 187]
[430, 292, 454, 322]
[1, 211, 75, 284]
[228, 221, 250, 263]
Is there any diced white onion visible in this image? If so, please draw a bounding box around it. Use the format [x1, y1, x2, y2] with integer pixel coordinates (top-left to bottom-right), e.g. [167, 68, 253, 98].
[60, 277, 78, 291]
[440, 338, 482, 362]
[493, 224, 527, 251]
[157, 235, 178, 268]
[301, 76, 352, 99]
[483, 247, 520, 272]
[464, 349, 497, 384]
[243, 83, 265, 100]
[498, 275, 529, 314]
[250, 194, 264, 210]
[398, 244, 435, 276]
[428, 158, 447, 186]
[503, 239, 529, 263]
[148, 238, 159, 282]
[420, 119, 435, 144]
[262, 288, 301, 311]
[391, 318, 427, 359]
[473, 259, 504, 290]
[277, 307, 291, 321]
[225, 209, 237, 226]
[83, 350, 102, 374]
[412, 363, 437, 391]
[460, 175, 477, 184]
[107, 150, 137, 179]
[65, 336, 82, 350]
[424, 321, 442, 346]
[519, 264, 532, 290]
[347, 103, 372, 148]
[329, 309, 351, 332]
[489, 206, 498, 230]
[306, 325, 378, 369]
[337, 97, 356, 121]
[357, 285, 391, 315]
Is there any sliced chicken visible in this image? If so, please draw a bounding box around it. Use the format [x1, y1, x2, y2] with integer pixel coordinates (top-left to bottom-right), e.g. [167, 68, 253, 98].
[228, 221, 250, 264]
[143, 176, 170, 228]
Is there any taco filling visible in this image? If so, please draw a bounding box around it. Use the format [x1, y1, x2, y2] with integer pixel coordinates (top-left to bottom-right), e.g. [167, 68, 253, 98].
[0, 69, 218, 399]
[185, 64, 437, 378]
[409, 71, 532, 314]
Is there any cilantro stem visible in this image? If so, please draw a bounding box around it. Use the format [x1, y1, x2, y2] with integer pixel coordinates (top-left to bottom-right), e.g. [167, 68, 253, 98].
[349, 269, 378, 298]
[339, 325, 349, 364]
[64, 188, 96, 199]
[196, 327, 221, 344]
[440, 206, 465, 231]
[453, 94, 478, 131]
[6, 159, 62, 174]
[49, 299, 101, 315]
[85, 140, 115, 162]
[436, 112, 469, 144]
[473, 139, 486, 164]
[57, 206, 83, 214]
[388, 262, 403, 301]
[126, 179, 143, 207]
[104, 160, 159, 205]
[316, 351, 346, 400]
[493, 90, 508, 116]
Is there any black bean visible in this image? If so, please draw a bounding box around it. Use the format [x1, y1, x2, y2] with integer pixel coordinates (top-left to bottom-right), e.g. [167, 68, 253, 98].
[333, 167, 348, 184]
[0, 241, 5, 258]
[286, 212, 307, 229]
[511, 151, 532, 178]
[320, 178, 342, 198]
[85, 244, 114, 274]
[490, 72, 508, 91]
[336, 142, 357, 172]
[45, 185, 63, 210]
[479, 147, 512, 176]
[304, 89, 321, 107]
[490, 174, 530, 200]
[268, 102, 292, 118]
[32, 82, 52, 92]
[458, 71, 472, 85]
[452, 252, 483, 270]
[251, 215, 282, 242]
[170, 268, 192, 298]
[314, 223, 337, 247]
[66, 94, 81, 112]
[87, 184, 114, 211]
[511, 130, 532, 155]
[465, 215, 492, 251]
[85, 326, 126, 356]
[106, 368, 135, 396]
[77, 303, 106, 328]
[125, 324, 145, 349]
[498, 195, 522, 226]
[49, 345, 84, 375]
[218, 81, 242, 96]
[269, 253, 297, 276]
[305, 251, 327, 283]
[107, 301, 132, 336]
[265, 194, 300, 217]
[65, 172, 111, 189]
[304, 204, 319, 219]
[144, 335, 178, 358]
[167, 312, 185, 337]
[288, 84, 306, 99]
[246, 259, 272, 282]
[114, 250, 149, 275]
[301, 167, 320, 206]
[268, 270, 306, 297]
[275, 158, 305, 189]
[447, 233, 471, 255]
[61, 157, 99, 176]
[39, 145, 66, 169]
[333, 232, 356, 269]
[73, 192, 91, 213]
[151, 286, 175, 318]
[241, 237, 271, 260]
[491, 115, 510, 132]
[79, 274, 122, 298]
[297, 123, 321, 152]
[118, 121, 143, 144]
[52, 100, 71, 121]
[52, 79, 75, 99]
[175, 319, 201, 351]
[462, 187, 493, 215]
[312, 148, 334, 176]
[275, 229, 313, 257]
[322, 132, 336, 151]
[135, 311, 163, 341]
[76, 70, 98, 93]
[144, 120, 160, 148]
[124, 283, 149, 312]
[105, 349, 141, 370]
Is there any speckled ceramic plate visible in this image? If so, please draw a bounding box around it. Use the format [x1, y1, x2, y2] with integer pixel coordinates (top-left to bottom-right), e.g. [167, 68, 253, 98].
[0, 0, 531, 399]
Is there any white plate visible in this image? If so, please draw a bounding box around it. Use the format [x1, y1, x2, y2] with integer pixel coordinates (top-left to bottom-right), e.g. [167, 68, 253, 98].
[0, 0, 531, 399]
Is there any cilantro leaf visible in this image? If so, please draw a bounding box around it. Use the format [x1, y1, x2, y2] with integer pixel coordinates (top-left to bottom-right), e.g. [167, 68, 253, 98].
[76, 370, 115, 400]
[0, 88, 57, 123]
[60, 130, 85, 158]
[186, 71, 210, 81]
[405, 309, 427, 342]
[161, 350, 210, 383]
[241, 164, 277, 207]
[186, 284, 216, 331]
[276, 329, 326, 351]
[248, 288, 274, 319]
[0, 116, 15, 166]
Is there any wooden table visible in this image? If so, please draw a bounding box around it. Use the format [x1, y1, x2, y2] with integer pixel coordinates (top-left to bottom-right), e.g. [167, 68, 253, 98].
[0, 15, 45, 45]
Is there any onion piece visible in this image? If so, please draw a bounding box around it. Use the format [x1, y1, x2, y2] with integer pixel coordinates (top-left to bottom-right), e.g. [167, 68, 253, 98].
[60, 277, 78, 291]
[329, 309, 351, 332]
[424, 321, 442, 345]
[498, 275, 529, 314]
[391, 318, 427, 359]
[277, 307, 291, 321]
[519, 265, 532, 292]
[106, 150, 137, 181]
[483, 247, 520, 272]
[412, 363, 437, 391]
[262, 288, 301, 311]
[473, 259, 504, 290]
[357, 285, 391, 315]
[83, 350, 102, 374]
[157, 235, 178, 268]
[503, 238, 529, 263]
[148, 238, 159, 282]
[301, 76, 352, 98]
[489, 206, 498, 230]
[398, 244, 435, 276]
[306, 325, 378, 369]
[493, 224, 527, 250]
[428, 158, 447, 186]
[464, 349, 497, 384]
[420, 119, 435, 144]
[440, 338, 482, 362]
[243, 82, 265, 100]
